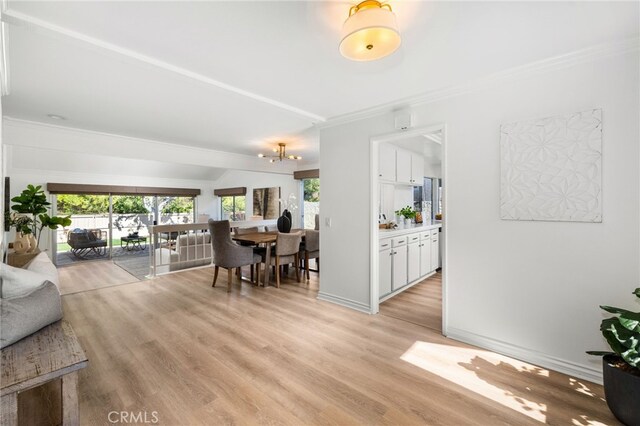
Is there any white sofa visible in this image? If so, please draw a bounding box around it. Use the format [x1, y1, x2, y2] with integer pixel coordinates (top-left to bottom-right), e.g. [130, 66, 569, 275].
[154, 232, 212, 274]
[1, 253, 62, 348]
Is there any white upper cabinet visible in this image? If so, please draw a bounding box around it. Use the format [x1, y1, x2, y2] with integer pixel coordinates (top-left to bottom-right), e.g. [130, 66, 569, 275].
[410, 153, 424, 185]
[379, 143, 396, 181]
[378, 144, 424, 185]
[396, 149, 412, 184]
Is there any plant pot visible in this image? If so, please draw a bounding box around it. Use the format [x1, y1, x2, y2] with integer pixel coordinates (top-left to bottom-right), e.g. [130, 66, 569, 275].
[26, 234, 37, 253]
[603, 354, 640, 425]
[13, 232, 30, 254]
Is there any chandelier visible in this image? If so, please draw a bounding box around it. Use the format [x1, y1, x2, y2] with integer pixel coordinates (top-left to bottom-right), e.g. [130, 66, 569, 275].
[258, 143, 302, 163]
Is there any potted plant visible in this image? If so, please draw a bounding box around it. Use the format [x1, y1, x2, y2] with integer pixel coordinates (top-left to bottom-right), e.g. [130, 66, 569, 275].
[395, 206, 416, 226]
[7, 212, 35, 253]
[587, 288, 640, 425]
[10, 184, 71, 249]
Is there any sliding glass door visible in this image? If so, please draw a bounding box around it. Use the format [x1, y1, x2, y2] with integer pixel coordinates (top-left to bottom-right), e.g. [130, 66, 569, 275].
[52, 193, 196, 267]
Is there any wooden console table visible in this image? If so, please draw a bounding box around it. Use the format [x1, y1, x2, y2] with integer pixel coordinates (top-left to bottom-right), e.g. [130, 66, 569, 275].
[1, 321, 88, 425]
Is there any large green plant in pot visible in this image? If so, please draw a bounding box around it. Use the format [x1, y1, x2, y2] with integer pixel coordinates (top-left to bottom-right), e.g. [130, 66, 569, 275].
[587, 288, 640, 425]
[11, 185, 71, 247]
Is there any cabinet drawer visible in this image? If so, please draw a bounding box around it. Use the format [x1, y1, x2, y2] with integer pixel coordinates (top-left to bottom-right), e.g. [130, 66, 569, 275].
[408, 233, 420, 244]
[379, 239, 392, 251]
[392, 236, 407, 247]
[420, 231, 431, 241]
[430, 229, 439, 237]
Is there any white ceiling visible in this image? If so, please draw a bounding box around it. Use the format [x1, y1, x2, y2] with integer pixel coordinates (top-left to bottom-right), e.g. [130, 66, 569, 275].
[11, 145, 228, 181]
[2, 1, 638, 165]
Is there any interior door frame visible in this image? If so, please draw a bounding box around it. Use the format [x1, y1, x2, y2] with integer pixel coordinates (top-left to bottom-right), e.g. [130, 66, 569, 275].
[369, 123, 449, 335]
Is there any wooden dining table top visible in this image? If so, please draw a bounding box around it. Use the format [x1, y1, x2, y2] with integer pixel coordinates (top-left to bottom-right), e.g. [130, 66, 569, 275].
[232, 229, 305, 245]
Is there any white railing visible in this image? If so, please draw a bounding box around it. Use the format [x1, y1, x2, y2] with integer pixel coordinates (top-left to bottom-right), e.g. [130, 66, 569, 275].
[148, 222, 212, 277]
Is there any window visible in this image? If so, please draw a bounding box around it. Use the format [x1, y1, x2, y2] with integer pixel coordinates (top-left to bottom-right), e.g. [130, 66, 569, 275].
[301, 178, 319, 229]
[421, 177, 442, 221]
[221, 195, 246, 221]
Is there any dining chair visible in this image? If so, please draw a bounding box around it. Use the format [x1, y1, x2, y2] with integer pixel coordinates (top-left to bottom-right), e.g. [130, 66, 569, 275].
[264, 224, 278, 232]
[209, 220, 262, 292]
[232, 226, 262, 279]
[300, 230, 319, 281]
[314, 214, 320, 230]
[262, 232, 302, 288]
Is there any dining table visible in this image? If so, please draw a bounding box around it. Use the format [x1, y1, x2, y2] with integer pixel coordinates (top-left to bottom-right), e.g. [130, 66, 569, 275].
[232, 229, 305, 287]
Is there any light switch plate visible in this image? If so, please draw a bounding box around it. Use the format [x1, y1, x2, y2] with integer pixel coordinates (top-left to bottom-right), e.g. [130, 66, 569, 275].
[325, 217, 331, 227]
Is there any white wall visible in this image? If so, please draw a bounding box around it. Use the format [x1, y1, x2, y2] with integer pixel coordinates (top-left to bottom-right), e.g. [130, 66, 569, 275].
[319, 50, 639, 382]
[210, 169, 300, 228]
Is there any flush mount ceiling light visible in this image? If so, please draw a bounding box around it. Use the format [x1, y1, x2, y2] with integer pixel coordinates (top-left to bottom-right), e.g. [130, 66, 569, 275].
[339, 0, 401, 61]
[47, 114, 66, 120]
[258, 143, 302, 163]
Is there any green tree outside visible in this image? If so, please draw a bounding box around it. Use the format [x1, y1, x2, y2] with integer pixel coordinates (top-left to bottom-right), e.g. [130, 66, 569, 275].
[304, 178, 320, 202]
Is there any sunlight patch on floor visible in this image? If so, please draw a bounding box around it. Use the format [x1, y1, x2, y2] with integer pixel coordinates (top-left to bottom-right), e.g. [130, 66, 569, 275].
[401, 341, 548, 423]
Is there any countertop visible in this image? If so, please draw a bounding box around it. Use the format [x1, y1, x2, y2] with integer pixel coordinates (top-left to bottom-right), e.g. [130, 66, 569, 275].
[379, 222, 442, 238]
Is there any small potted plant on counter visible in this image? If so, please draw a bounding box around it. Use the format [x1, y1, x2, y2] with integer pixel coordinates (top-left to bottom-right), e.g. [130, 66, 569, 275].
[395, 206, 416, 227]
[587, 287, 640, 426]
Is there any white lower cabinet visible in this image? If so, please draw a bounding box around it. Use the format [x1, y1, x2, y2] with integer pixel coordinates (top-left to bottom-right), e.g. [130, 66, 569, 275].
[379, 227, 440, 300]
[420, 235, 432, 277]
[431, 230, 440, 272]
[392, 238, 408, 291]
[379, 240, 392, 297]
[407, 236, 421, 284]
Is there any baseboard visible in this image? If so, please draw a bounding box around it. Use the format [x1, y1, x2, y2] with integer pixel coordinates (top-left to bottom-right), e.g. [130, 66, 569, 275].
[317, 292, 372, 314]
[379, 271, 437, 303]
[445, 327, 603, 385]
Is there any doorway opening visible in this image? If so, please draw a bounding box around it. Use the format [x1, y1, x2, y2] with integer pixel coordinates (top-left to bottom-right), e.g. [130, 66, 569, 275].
[370, 124, 447, 334]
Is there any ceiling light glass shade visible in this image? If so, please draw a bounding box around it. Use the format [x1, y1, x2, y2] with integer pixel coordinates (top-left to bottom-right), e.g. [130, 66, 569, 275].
[340, 2, 401, 61]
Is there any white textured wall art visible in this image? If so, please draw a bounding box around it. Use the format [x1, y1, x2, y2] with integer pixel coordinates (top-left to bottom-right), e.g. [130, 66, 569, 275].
[500, 109, 602, 222]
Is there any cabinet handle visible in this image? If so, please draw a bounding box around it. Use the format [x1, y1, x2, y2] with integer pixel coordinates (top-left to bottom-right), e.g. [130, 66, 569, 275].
[379, 174, 382, 177]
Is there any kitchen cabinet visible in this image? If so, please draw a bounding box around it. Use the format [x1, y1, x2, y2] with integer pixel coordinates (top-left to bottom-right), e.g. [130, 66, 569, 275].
[419, 232, 432, 277]
[411, 153, 424, 185]
[407, 234, 421, 283]
[396, 149, 412, 184]
[431, 229, 440, 271]
[379, 143, 396, 181]
[379, 239, 392, 297]
[391, 236, 408, 290]
[379, 145, 425, 185]
[378, 226, 441, 301]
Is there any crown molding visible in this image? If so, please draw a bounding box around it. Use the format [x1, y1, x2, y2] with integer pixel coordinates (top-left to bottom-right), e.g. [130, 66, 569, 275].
[318, 36, 640, 129]
[2, 117, 299, 175]
[1, 8, 326, 123]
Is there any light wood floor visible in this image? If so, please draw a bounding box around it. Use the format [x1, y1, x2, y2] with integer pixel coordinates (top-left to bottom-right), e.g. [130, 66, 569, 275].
[380, 271, 442, 332]
[59, 266, 618, 425]
[58, 260, 140, 295]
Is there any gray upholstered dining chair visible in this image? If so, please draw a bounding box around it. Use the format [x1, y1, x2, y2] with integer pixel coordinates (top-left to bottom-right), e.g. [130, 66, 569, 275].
[300, 230, 319, 281]
[233, 226, 262, 280]
[262, 232, 302, 288]
[264, 224, 278, 232]
[209, 220, 262, 292]
[314, 214, 320, 230]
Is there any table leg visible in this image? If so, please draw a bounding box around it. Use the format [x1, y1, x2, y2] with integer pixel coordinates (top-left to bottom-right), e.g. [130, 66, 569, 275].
[1, 393, 18, 426]
[61, 371, 79, 426]
[263, 242, 272, 287]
